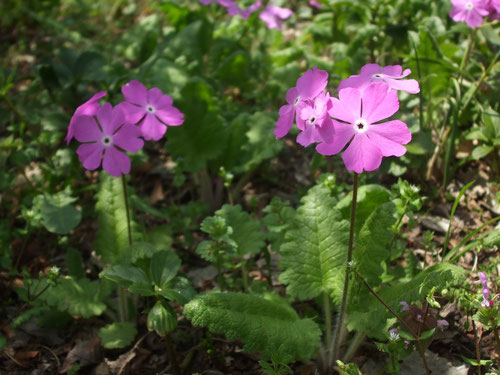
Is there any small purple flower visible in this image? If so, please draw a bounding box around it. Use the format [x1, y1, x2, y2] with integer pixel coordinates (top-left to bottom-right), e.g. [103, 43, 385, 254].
[72, 103, 144, 177]
[120, 80, 184, 141]
[400, 301, 410, 312]
[295, 92, 335, 147]
[437, 319, 449, 330]
[259, 5, 293, 30]
[274, 67, 328, 139]
[479, 272, 488, 288]
[449, 0, 489, 28]
[338, 64, 420, 94]
[388, 328, 400, 341]
[66, 91, 107, 144]
[240, 1, 261, 18]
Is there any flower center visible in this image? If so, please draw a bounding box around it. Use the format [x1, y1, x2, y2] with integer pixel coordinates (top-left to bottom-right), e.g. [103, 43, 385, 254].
[294, 96, 300, 106]
[101, 135, 113, 146]
[354, 119, 368, 133]
[372, 73, 383, 79]
[308, 116, 317, 125]
[146, 105, 155, 113]
[465, 2, 473, 10]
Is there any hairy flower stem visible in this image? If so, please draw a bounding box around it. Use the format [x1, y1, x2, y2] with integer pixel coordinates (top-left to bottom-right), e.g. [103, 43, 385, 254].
[323, 291, 332, 358]
[458, 28, 477, 85]
[357, 273, 431, 375]
[332, 173, 359, 361]
[119, 174, 133, 322]
[165, 333, 181, 375]
[472, 319, 482, 375]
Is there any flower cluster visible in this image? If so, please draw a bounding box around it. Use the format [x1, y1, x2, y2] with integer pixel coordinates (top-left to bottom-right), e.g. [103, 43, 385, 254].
[449, 0, 500, 28]
[479, 272, 495, 308]
[274, 64, 419, 173]
[198, 0, 294, 30]
[67, 81, 184, 177]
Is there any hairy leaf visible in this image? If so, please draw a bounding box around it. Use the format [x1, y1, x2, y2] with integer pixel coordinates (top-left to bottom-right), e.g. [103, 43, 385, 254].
[99, 322, 137, 349]
[184, 293, 321, 360]
[279, 185, 350, 300]
[94, 173, 142, 264]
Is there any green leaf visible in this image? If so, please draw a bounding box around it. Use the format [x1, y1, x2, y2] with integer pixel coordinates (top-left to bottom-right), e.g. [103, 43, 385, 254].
[40, 196, 81, 235]
[471, 145, 493, 160]
[147, 300, 178, 336]
[41, 277, 113, 318]
[66, 248, 84, 279]
[94, 173, 142, 264]
[99, 322, 137, 349]
[100, 265, 150, 288]
[215, 204, 266, 256]
[166, 79, 227, 172]
[279, 184, 350, 300]
[122, 242, 161, 263]
[347, 263, 465, 339]
[184, 292, 321, 361]
[150, 251, 181, 288]
[158, 276, 196, 305]
[354, 202, 396, 285]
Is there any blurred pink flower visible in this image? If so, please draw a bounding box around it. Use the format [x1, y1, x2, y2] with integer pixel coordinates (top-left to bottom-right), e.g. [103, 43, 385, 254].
[339, 64, 420, 94]
[72, 103, 144, 177]
[120, 80, 184, 141]
[317, 83, 411, 173]
[259, 5, 293, 30]
[437, 319, 449, 330]
[479, 271, 488, 288]
[240, 1, 261, 18]
[274, 66, 328, 139]
[309, 0, 322, 8]
[449, 0, 489, 28]
[66, 91, 107, 144]
[295, 92, 335, 147]
[400, 301, 410, 312]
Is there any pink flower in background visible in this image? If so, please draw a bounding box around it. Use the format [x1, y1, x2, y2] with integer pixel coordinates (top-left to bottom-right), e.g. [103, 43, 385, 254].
[437, 319, 449, 330]
[259, 5, 293, 30]
[317, 83, 411, 173]
[240, 1, 262, 18]
[295, 92, 335, 147]
[72, 103, 144, 177]
[120, 80, 184, 141]
[66, 91, 107, 144]
[339, 64, 420, 94]
[449, 0, 489, 28]
[274, 67, 328, 139]
[309, 0, 322, 8]
[479, 271, 488, 288]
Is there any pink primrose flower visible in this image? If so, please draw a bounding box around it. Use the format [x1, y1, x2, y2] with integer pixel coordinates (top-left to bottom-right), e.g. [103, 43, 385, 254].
[72, 103, 144, 177]
[479, 271, 488, 288]
[259, 5, 293, 30]
[240, 1, 262, 18]
[309, 0, 322, 8]
[295, 92, 335, 147]
[120, 80, 184, 141]
[338, 64, 420, 94]
[316, 83, 411, 173]
[66, 91, 107, 145]
[449, 0, 489, 28]
[274, 66, 328, 139]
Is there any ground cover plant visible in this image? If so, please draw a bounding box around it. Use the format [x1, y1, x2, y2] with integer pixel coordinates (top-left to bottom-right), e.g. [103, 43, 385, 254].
[0, 0, 499, 374]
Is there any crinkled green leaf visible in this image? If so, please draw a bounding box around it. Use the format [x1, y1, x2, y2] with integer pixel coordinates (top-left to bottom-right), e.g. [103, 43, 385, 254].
[100, 265, 150, 288]
[99, 322, 137, 349]
[279, 185, 350, 300]
[184, 292, 321, 360]
[94, 173, 142, 264]
[40, 195, 81, 235]
[215, 204, 266, 256]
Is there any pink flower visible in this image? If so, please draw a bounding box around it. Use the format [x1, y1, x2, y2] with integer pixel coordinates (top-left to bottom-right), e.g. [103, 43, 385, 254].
[295, 92, 335, 147]
[240, 1, 262, 18]
[274, 66, 328, 139]
[339, 64, 420, 94]
[72, 103, 144, 177]
[316, 83, 411, 173]
[479, 271, 488, 288]
[120, 80, 184, 141]
[259, 5, 293, 30]
[66, 91, 107, 144]
[449, 0, 489, 28]
[437, 319, 449, 330]
[400, 301, 410, 312]
[309, 0, 322, 8]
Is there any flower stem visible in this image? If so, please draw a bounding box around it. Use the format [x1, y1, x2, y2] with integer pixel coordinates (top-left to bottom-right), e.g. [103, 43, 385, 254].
[493, 325, 500, 366]
[119, 174, 133, 322]
[458, 28, 477, 85]
[165, 333, 181, 375]
[323, 291, 332, 357]
[332, 173, 359, 360]
[121, 174, 133, 246]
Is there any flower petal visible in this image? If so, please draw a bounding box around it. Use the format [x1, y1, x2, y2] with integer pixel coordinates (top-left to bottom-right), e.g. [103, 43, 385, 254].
[368, 120, 411, 147]
[384, 77, 420, 94]
[338, 74, 370, 91]
[77, 143, 103, 171]
[342, 134, 382, 173]
[156, 106, 184, 126]
[96, 103, 114, 134]
[296, 126, 317, 147]
[362, 83, 399, 123]
[274, 105, 294, 139]
[380, 65, 403, 77]
[114, 124, 144, 152]
[296, 67, 328, 100]
[359, 63, 381, 76]
[102, 147, 131, 177]
[317, 117, 335, 144]
[140, 113, 166, 141]
[331, 88, 361, 122]
[316, 121, 355, 155]
[66, 91, 107, 144]
[147, 88, 163, 107]
[73, 115, 102, 142]
[118, 102, 146, 125]
[122, 80, 148, 106]
[285, 87, 299, 105]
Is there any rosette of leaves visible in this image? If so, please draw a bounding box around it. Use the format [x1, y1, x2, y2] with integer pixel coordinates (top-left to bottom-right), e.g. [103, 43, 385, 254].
[184, 292, 321, 361]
